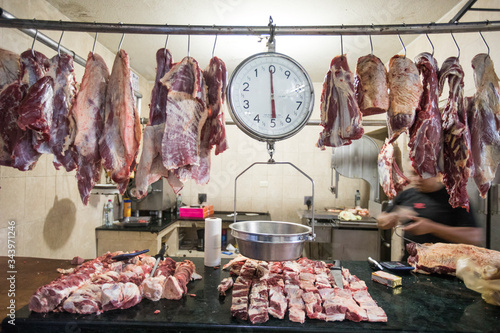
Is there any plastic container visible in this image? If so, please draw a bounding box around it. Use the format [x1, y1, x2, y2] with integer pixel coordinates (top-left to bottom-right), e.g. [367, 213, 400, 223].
[103, 199, 114, 227]
[355, 190, 361, 207]
[123, 199, 131, 217]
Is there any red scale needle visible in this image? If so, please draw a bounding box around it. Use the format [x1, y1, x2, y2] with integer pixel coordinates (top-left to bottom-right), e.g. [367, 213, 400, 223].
[270, 69, 276, 119]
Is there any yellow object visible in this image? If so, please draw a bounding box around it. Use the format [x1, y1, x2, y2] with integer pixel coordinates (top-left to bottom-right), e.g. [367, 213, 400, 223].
[339, 210, 362, 221]
[372, 270, 402, 288]
[124, 199, 131, 217]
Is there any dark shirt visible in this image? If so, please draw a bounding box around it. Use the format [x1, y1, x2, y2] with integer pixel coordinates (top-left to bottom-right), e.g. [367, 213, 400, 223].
[386, 186, 478, 258]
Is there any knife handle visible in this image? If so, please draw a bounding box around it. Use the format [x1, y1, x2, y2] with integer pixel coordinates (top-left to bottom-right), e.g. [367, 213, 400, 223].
[368, 256, 383, 270]
[332, 259, 341, 269]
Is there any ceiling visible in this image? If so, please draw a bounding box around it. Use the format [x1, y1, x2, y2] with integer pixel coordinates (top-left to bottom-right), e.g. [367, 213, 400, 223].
[42, 0, 496, 83]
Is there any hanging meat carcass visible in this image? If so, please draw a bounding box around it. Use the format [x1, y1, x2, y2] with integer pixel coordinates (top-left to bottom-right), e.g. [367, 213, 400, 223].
[408, 52, 442, 178]
[355, 54, 389, 116]
[46, 53, 78, 172]
[73, 52, 110, 205]
[160, 56, 208, 189]
[99, 49, 141, 194]
[386, 55, 422, 140]
[192, 56, 228, 185]
[468, 53, 500, 198]
[0, 48, 20, 91]
[132, 48, 176, 198]
[438, 56, 472, 210]
[317, 55, 364, 149]
[378, 139, 409, 199]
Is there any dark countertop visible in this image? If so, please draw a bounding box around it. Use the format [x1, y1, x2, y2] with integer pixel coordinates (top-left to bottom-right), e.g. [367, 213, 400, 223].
[2, 258, 499, 332]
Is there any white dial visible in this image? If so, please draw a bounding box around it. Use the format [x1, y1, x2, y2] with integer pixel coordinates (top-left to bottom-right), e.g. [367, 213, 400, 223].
[227, 52, 314, 142]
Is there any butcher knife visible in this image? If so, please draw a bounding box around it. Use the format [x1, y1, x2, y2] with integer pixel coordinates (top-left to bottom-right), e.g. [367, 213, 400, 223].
[150, 243, 167, 277]
[331, 259, 343, 289]
[111, 249, 149, 261]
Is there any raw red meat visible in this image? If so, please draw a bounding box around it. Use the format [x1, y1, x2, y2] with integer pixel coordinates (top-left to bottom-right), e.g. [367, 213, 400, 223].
[163, 260, 195, 300]
[0, 48, 20, 91]
[355, 54, 389, 116]
[160, 56, 208, 185]
[217, 277, 234, 296]
[16, 75, 54, 153]
[133, 49, 173, 198]
[317, 55, 364, 148]
[409, 52, 442, 178]
[378, 139, 410, 199]
[192, 57, 229, 185]
[99, 49, 141, 194]
[73, 52, 110, 204]
[387, 55, 422, 139]
[407, 242, 500, 280]
[101, 282, 142, 311]
[0, 82, 27, 167]
[61, 283, 102, 314]
[248, 279, 269, 324]
[141, 275, 167, 301]
[230, 260, 258, 320]
[468, 54, 500, 197]
[46, 53, 77, 171]
[438, 57, 472, 210]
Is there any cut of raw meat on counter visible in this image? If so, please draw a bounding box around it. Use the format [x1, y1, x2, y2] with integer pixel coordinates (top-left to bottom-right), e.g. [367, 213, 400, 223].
[132, 48, 173, 199]
[0, 48, 20, 92]
[407, 242, 500, 280]
[61, 283, 102, 314]
[468, 53, 500, 198]
[355, 54, 389, 116]
[46, 53, 77, 171]
[102, 282, 142, 311]
[378, 139, 410, 199]
[409, 52, 442, 179]
[160, 56, 208, 188]
[192, 56, 229, 185]
[99, 49, 141, 194]
[163, 259, 196, 300]
[227, 257, 386, 324]
[317, 55, 364, 149]
[387, 55, 423, 140]
[217, 277, 234, 296]
[73, 52, 110, 205]
[438, 57, 472, 210]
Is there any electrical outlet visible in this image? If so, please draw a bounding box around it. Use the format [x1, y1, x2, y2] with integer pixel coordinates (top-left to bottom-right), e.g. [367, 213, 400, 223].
[198, 193, 207, 205]
[304, 196, 313, 206]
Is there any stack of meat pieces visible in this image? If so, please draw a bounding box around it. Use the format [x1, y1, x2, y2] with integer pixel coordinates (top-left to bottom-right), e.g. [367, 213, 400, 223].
[29, 252, 200, 314]
[224, 256, 386, 324]
[132, 51, 228, 197]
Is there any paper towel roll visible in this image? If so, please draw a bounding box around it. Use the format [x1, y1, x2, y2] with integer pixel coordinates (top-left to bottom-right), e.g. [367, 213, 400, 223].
[204, 217, 221, 267]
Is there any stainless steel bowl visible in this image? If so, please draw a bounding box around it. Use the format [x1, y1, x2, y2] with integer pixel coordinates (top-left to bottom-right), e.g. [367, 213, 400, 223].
[229, 220, 313, 261]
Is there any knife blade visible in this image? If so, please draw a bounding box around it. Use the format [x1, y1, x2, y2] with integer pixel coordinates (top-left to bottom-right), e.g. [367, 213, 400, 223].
[331, 259, 343, 289]
[150, 243, 167, 277]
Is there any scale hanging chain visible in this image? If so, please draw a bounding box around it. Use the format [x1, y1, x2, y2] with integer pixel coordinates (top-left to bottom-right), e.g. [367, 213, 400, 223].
[267, 141, 275, 163]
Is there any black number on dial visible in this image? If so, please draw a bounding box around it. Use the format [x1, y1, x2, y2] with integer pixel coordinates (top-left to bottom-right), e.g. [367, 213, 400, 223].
[269, 65, 276, 74]
[284, 70, 291, 79]
[286, 115, 292, 123]
[255, 68, 258, 77]
[243, 82, 249, 91]
[296, 101, 302, 110]
[270, 119, 276, 128]
[254, 114, 260, 123]
[243, 100, 249, 109]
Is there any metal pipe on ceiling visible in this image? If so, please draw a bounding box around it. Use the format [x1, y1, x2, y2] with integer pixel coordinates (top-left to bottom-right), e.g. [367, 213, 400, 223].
[1, 8, 500, 36]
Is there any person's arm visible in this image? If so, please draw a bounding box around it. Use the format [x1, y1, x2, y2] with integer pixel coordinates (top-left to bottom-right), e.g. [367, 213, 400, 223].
[403, 217, 483, 245]
[377, 205, 417, 230]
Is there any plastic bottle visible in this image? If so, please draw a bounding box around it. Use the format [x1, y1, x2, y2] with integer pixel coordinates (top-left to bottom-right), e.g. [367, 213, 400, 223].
[355, 190, 361, 208]
[123, 198, 131, 217]
[103, 200, 114, 227]
[176, 193, 182, 217]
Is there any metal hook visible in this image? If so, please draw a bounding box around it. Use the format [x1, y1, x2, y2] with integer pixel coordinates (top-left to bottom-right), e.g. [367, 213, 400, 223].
[370, 23, 374, 55]
[479, 31, 490, 56]
[163, 24, 169, 57]
[118, 22, 124, 54]
[31, 28, 38, 57]
[425, 33, 434, 57]
[268, 16, 275, 44]
[212, 33, 218, 58]
[92, 31, 98, 60]
[57, 30, 64, 56]
[451, 32, 460, 59]
[187, 25, 191, 58]
[398, 33, 406, 58]
[340, 24, 344, 58]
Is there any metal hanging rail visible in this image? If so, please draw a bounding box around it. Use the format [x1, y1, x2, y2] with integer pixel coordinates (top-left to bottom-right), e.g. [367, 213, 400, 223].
[1, 8, 500, 36]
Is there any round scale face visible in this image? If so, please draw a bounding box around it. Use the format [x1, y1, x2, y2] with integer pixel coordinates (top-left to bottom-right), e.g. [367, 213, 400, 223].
[227, 52, 314, 142]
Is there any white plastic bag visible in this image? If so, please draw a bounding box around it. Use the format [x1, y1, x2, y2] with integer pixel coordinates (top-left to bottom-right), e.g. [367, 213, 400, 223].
[456, 258, 500, 306]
